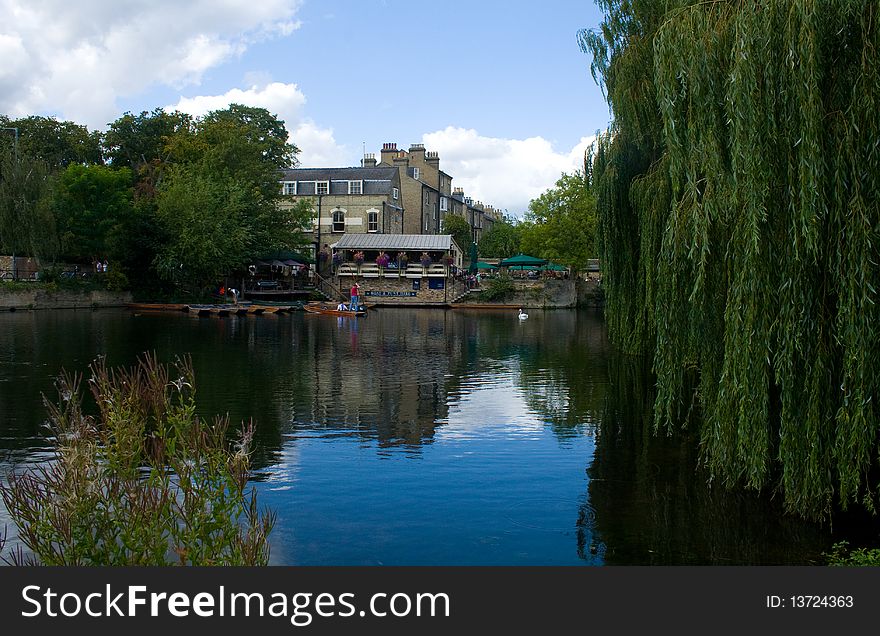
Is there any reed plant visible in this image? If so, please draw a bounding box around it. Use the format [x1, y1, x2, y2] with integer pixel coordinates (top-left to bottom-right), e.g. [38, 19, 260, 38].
[0, 352, 275, 566]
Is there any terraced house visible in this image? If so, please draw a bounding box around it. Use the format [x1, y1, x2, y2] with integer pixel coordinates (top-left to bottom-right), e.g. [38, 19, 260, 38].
[278, 166, 405, 241]
[278, 143, 502, 258]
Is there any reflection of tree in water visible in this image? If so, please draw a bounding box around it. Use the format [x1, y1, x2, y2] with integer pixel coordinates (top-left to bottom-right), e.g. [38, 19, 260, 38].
[587, 354, 833, 564]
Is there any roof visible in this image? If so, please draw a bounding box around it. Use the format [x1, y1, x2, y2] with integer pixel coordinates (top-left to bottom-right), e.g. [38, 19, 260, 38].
[333, 234, 462, 253]
[281, 166, 398, 181]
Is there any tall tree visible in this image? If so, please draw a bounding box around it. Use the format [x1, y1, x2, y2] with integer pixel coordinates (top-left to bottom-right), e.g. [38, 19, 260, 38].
[582, 0, 880, 520]
[155, 106, 310, 290]
[53, 164, 134, 263]
[478, 217, 522, 258]
[0, 115, 103, 168]
[0, 147, 56, 261]
[442, 213, 474, 254]
[520, 171, 596, 269]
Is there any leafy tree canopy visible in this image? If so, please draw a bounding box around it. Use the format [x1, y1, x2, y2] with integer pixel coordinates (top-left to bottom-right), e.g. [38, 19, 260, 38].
[53, 164, 134, 262]
[0, 115, 103, 168]
[442, 213, 473, 255]
[582, 0, 880, 520]
[478, 216, 522, 258]
[520, 171, 596, 270]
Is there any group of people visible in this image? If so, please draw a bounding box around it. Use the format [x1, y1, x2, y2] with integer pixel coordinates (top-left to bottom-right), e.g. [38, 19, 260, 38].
[94, 259, 110, 273]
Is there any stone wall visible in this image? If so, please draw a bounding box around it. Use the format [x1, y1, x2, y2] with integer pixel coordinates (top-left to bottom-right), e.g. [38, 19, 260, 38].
[338, 274, 454, 306]
[576, 278, 605, 308]
[0, 289, 133, 311]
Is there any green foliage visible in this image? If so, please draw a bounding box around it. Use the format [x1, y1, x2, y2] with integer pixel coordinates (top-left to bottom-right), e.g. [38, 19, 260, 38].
[104, 108, 192, 173]
[481, 274, 516, 301]
[0, 147, 57, 259]
[0, 353, 275, 566]
[582, 0, 880, 520]
[520, 171, 597, 270]
[53, 164, 134, 262]
[442, 212, 474, 254]
[826, 541, 880, 566]
[479, 216, 522, 258]
[155, 106, 308, 290]
[0, 115, 103, 167]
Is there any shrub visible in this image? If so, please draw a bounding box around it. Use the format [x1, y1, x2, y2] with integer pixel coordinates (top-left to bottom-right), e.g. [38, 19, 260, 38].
[0, 353, 275, 566]
[482, 274, 515, 301]
[826, 541, 880, 566]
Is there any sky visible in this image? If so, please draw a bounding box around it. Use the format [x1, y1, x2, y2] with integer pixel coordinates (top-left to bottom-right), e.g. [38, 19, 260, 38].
[0, 0, 611, 215]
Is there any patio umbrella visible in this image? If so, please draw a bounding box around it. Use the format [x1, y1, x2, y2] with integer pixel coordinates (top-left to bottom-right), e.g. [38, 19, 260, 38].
[468, 242, 479, 275]
[474, 261, 497, 270]
[499, 253, 548, 267]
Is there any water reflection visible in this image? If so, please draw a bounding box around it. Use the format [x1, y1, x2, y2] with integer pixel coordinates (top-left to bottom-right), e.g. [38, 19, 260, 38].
[0, 307, 843, 564]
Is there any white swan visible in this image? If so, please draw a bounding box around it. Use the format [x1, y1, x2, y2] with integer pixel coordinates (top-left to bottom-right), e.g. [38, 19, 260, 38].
[518, 308, 528, 320]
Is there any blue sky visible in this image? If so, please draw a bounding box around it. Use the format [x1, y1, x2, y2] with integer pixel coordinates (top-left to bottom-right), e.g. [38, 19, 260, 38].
[0, 0, 610, 214]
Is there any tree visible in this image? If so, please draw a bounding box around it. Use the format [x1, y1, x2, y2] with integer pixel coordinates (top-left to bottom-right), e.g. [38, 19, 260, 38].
[155, 106, 310, 290]
[0, 147, 57, 261]
[104, 109, 192, 173]
[478, 216, 522, 258]
[53, 164, 134, 262]
[0, 115, 103, 168]
[581, 0, 880, 520]
[520, 171, 596, 270]
[442, 212, 473, 254]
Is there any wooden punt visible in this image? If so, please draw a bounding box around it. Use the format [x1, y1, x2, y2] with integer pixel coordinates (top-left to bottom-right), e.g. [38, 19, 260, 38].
[303, 302, 366, 317]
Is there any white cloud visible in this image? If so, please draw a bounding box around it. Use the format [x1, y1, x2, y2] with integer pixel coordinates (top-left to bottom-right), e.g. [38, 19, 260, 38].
[0, 0, 303, 129]
[422, 127, 596, 216]
[168, 82, 348, 167]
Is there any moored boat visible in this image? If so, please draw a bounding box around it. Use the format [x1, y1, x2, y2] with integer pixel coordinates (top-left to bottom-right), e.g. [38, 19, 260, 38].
[303, 301, 366, 317]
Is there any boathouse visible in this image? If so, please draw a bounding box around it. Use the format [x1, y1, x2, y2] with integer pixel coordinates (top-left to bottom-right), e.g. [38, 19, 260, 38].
[327, 234, 466, 306]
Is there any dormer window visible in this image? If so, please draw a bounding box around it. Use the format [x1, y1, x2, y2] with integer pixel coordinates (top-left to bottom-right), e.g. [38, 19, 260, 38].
[281, 181, 296, 195]
[316, 181, 329, 195]
[348, 180, 362, 195]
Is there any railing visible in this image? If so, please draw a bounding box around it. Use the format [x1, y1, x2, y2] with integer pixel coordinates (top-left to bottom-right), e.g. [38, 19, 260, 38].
[313, 271, 347, 301]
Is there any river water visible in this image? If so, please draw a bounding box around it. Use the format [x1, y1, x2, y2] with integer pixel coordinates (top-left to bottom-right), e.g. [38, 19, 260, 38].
[0, 307, 852, 564]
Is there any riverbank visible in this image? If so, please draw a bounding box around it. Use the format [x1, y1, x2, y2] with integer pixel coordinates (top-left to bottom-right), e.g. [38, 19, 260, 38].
[0, 288, 133, 311]
[455, 278, 603, 309]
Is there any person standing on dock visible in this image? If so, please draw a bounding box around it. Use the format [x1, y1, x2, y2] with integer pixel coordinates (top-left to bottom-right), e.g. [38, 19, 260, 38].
[350, 282, 361, 311]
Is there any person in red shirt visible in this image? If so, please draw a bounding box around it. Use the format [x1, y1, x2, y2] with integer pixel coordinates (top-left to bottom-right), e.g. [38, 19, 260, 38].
[350, 283, 361, 311]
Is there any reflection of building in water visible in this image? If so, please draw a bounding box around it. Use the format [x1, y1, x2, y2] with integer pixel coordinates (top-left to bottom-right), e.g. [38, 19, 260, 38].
[299, 310, 463, 448]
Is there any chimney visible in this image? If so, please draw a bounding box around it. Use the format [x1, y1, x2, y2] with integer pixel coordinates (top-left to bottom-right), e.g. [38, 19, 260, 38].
[362, 153, 377, 167]
[408, 143, 426, 161]
[426, 151, 440, 169]
[380, 142, 399, 166]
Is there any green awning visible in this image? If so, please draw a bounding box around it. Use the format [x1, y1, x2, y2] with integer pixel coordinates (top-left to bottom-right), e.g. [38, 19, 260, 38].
[474, 261, 498, 270]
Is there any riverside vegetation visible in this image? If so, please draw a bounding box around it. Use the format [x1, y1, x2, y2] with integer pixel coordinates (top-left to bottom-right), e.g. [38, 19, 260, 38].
[581, 0, 880, 525]
[0, 353, 275, 566]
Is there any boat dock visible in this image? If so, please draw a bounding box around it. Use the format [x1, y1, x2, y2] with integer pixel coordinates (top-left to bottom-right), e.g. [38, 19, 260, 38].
[127, 302, 303, 316]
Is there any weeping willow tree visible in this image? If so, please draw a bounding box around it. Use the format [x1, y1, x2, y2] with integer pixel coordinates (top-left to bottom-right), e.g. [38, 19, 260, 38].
[581, 0, 880, 521]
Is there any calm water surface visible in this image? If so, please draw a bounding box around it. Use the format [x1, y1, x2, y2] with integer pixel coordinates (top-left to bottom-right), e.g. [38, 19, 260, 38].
[0, 307, 851, 564]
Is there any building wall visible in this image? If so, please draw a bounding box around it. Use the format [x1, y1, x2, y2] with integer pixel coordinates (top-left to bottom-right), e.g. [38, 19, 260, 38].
[336, 274, 457, 306]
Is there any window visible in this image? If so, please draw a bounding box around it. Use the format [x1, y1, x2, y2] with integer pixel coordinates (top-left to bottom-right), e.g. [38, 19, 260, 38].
[332, 209, 345, 232]
[316, 181, 329, 195]
[440, 196, 448, 211]
[413, 167, 420, 180]
[348, 180, 362, 195]
[392, 187, 399, 200]
[367, 209, 379, 232]
[424, 192, 430, 206]
[281, 181, 296, 195]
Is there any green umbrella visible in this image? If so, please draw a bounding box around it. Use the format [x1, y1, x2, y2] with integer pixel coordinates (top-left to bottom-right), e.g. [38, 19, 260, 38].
[474, 261, 497, 270]
[468, 243, 479, 275]
[499, 253, 548, 267]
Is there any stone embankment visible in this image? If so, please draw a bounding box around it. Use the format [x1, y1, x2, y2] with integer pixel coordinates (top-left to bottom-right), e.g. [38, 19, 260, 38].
[0, 289, 133, 311]
[456, 279, 603, 309]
